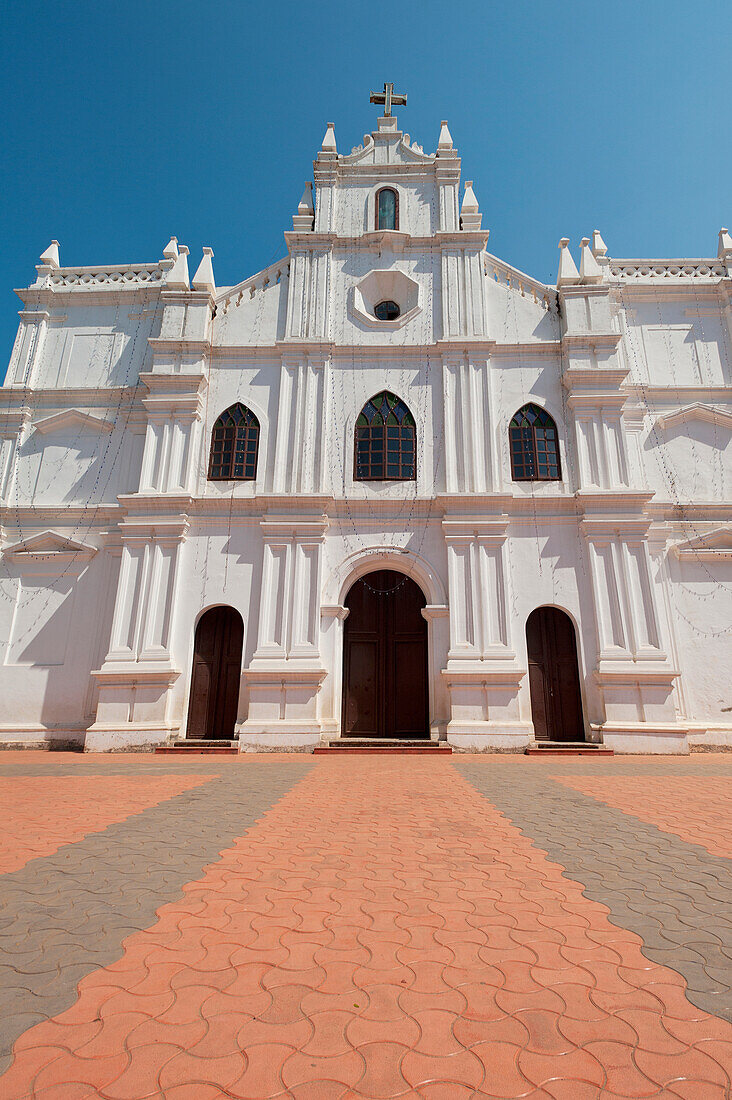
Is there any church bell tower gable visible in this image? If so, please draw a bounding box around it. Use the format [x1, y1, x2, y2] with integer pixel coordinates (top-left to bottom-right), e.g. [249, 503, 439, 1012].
[283, 88, 490, 345]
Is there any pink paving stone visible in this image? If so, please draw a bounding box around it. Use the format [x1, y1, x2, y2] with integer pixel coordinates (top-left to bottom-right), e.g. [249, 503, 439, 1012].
[1, 756, 731, 1097]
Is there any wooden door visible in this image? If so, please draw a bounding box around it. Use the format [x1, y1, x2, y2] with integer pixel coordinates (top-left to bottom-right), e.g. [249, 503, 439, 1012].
[526, 607, 584, 743]
[342, 571, 428, 738]
[186, 607, 244, 739]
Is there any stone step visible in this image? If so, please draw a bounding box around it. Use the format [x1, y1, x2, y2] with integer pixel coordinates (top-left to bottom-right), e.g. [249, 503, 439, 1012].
[315, 739, 451, 755]
[155, 740, 238, 755]
[525, 742, 614, 756]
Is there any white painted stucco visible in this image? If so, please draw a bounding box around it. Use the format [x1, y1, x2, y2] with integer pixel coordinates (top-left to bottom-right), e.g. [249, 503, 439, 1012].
[1, 112, 731, 753]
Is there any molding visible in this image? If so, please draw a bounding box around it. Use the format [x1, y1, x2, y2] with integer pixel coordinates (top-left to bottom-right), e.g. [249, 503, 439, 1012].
[32, 409, 114, 435]
[672, 527, 732, 561]
[2, 529, 97, 560]
[656, 403, 732, 430]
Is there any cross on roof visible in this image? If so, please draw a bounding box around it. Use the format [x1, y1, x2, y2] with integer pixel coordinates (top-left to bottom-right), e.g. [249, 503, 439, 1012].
[369, 82, 407, 117]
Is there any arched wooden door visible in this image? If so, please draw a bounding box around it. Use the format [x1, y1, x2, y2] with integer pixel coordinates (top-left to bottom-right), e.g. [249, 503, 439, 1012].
[186, 607, 244, 739]
[526, 607, 585, 743]
[342, 570, 428, 739]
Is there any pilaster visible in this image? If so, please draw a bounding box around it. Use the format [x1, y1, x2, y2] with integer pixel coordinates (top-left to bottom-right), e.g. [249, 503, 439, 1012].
[441, 517, 529, 751]
[86, 514, 188, 751]
[272, 354, 328, 494]
[238, 514, 329, 751]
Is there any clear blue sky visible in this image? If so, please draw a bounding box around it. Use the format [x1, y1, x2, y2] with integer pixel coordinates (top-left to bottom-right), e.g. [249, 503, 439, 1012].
[1, 0, 730, 376]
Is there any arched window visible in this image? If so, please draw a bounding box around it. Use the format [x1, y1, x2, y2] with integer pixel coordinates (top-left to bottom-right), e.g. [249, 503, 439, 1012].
[375, 187, 398, 231]
[209, 403, 260, 481]
[355, 391, 416, 481]
[509, 404, 561, 481]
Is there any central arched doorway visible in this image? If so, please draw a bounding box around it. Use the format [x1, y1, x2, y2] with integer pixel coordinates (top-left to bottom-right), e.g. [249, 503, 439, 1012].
[342, 570, 429, 739]
[526, 607, 585, 743]
[186, 606, 244, 740]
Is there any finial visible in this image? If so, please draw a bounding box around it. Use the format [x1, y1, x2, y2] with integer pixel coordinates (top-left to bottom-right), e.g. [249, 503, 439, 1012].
[438, 120, 453, 151]
[166, 244, 190, 290]
[39, 240, 60, 269]
[460, 181, 482, 230]
[591, 229, 608, 258]
[163, 236, 179, 260]
[293, 183, 315, 231]
[718, 227, 732, 258]
[321, 123, 337, 153]
[192, 247, 216, 294]
[579, 238, 603, 283]
[557, 239, 580, 286]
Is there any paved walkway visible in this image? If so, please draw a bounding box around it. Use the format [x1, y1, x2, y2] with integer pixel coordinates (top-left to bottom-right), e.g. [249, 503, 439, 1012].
[0, 753, 731, 1098]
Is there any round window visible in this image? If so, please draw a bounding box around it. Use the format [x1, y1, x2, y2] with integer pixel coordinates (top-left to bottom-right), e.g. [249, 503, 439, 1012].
[374, 300, 401, 321]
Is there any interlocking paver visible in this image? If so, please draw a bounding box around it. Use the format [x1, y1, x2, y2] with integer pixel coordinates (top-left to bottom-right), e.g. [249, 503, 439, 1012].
[0, 775, 214, 874]
[0, 754, 730, 1095]
[557, 775, 732, 859]
[456, 758, 732, 1024]
[0, 756, 313, 1074]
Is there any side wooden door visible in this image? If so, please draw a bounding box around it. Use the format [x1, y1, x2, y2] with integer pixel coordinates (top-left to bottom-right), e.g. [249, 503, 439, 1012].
[187, 607, 244, 739]
[526, 607, 584, 743]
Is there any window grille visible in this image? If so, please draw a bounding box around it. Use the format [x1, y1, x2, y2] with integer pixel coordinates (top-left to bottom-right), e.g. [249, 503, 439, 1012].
[355, 391, 416, 481]
[509, 404, 561, 481]
[209, 403, 260, 481]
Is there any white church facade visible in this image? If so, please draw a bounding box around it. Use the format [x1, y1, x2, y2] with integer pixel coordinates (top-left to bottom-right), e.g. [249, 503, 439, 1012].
[1, 90, 731, 755]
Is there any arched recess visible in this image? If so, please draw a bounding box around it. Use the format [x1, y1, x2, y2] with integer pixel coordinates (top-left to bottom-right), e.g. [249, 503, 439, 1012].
[186, 606, 244, 740]
[342, 570, 428, 739]
[526, 606, 584, 743]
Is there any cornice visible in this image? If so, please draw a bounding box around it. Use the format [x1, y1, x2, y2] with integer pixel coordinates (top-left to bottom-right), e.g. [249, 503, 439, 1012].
[147, 339, 211, 354]
[561, 332, 622, 350]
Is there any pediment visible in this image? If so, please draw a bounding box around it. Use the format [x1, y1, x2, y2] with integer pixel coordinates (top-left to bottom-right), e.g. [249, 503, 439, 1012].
[32, 409, 113, 435]
[341, 131, 434, 167]
[3, 530, 97, 559]
[673, 527, 732, 561]
[656, 404, 732, 430]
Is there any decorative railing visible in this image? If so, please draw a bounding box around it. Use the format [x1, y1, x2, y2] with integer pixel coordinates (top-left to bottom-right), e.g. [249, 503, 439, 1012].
[40, 262, 169, 289]
[483, 254, 557, 312]
[608, 259, 727, 281]
[218, 258, 290, 312]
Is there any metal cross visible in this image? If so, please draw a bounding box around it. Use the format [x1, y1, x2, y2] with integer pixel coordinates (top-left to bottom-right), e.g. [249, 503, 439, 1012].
[369, 82, 407, 117]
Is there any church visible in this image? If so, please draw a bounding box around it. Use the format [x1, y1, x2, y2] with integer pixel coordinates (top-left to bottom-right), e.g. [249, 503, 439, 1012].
[1, 86, 731, 755]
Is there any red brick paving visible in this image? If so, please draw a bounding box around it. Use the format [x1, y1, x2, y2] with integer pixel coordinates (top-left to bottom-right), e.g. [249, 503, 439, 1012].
[2, 757, 731, 1097]
[556, 776, 732, 860]
[0, 774, 213, 874]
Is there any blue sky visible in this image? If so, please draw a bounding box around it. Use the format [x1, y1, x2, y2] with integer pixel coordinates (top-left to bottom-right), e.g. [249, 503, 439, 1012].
[1, 1, 730, 375]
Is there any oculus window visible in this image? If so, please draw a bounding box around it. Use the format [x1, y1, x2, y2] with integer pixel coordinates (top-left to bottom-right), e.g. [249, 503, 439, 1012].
[374, 300, 401, 321]
[355, 391, 416, 481]
[209, 403, 260, 480]
[375, 187, 398, 231]
[509, 403, 561, 481]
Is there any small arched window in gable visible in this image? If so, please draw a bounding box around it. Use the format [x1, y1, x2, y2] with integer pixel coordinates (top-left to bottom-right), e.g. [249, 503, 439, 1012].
[209, 403, 260, 481]
[509, 404, 561, 481]
[355, 391, 415, 481]
[375, 187, 398, 231]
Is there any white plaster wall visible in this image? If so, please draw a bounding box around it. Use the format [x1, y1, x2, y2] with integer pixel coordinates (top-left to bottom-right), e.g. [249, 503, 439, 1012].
[12, 418, 143, 506]
[622, 299, 731, 388]
[640, 417, 732, 501]
[25, 303, 159, 390]
[665, 552, 732, 728]
[0, 546, 119, 737]
[214, 278, 288, 347]
[329, 175, 438, 238]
